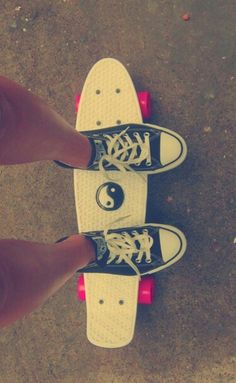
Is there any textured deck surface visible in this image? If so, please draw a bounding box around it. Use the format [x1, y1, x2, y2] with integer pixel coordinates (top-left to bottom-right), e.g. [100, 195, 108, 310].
[84, 274, 139, 348]
[74, 58, 143, 348]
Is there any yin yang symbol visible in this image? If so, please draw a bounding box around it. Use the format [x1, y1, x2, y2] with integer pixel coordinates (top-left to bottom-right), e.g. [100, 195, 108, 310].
[96, 182, 124, 211]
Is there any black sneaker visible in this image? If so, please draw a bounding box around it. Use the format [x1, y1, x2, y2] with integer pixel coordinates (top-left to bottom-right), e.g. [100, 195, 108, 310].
[54, 123, 187, 174]
[80, 224, 187, 276]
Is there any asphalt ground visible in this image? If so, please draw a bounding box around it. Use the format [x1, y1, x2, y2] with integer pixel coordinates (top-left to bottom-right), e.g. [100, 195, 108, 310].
[0, 1, 235, 382]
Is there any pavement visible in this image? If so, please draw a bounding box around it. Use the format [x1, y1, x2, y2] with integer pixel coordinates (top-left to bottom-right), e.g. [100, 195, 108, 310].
[0, 1, 235, 382]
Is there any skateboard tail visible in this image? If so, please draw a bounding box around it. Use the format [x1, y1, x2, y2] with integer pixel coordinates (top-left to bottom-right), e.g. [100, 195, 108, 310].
[85, 273, 140, 348]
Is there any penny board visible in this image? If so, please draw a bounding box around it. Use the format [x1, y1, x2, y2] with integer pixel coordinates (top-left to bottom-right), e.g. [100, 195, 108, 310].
[74, 58, 147, 348]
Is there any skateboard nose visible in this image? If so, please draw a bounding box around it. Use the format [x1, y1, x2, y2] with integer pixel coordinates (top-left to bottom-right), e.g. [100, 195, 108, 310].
[160, 132, 184, 166]
[159, 229, 182, 263]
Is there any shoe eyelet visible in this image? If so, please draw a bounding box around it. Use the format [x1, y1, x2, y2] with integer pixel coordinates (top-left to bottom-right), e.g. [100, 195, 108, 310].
[146, 161, 152, 166]
[146, 259, 152, 264]
[143, 229, 148, 234]
[136, 259, 141, 264]
[144, 132, 150, 137]
[133, 132, 139, 137]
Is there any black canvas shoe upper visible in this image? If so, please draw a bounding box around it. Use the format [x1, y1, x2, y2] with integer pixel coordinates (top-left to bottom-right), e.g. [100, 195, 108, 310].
[80, 224, 186, 276]
[83, 123, 184, 172]
[54, 123, 187, 174]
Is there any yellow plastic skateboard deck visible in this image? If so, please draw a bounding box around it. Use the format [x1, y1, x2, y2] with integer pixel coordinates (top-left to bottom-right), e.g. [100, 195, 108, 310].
[74, 58, 145, 348]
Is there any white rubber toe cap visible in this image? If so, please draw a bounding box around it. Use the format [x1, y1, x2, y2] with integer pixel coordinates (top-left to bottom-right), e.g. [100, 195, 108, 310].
[159, 228, 183, 263]
[160, 133, 183, 166]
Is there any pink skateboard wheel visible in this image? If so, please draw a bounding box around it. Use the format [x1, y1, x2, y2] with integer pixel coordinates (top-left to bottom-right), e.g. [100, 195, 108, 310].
[75, 94, 81, 113]
[77, 274, 86, 301]
[138, 277, 155, 304]
[137, 92, 151, 120]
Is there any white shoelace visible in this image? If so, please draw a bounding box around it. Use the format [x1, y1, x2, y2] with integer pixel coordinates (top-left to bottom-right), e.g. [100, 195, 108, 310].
[104, 228, 154, 277]
[98, 127, 151, 179]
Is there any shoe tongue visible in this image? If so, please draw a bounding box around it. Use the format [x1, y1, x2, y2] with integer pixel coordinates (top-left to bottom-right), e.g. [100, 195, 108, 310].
[90, 235, 109, 267]
[88, 137, 107, 167]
